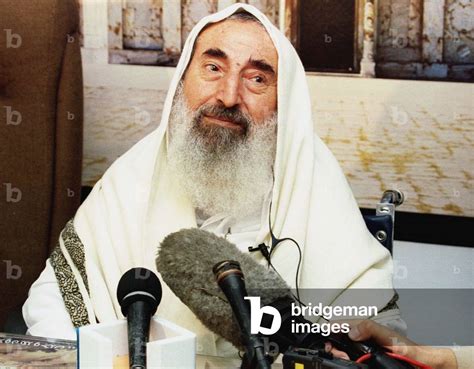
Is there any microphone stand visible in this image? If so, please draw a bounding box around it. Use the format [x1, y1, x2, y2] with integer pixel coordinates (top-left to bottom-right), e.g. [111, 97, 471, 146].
[241, 336, 273, 369]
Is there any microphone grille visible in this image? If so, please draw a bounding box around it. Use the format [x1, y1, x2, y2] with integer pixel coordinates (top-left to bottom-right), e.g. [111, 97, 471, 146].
[116, 268, 162, 316]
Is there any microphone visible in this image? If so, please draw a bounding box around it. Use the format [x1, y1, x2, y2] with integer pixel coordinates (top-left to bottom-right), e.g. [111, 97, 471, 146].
[213, 260, 271, 369]
[117, 267, 162, 369]
[157, 229, 414, 369]
[156, 228, 291, 350]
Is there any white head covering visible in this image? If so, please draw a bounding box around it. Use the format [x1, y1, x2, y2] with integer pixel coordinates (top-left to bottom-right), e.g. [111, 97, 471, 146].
[67, 2, 395, 356]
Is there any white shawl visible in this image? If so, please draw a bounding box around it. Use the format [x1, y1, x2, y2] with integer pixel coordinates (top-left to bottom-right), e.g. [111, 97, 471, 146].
[58, 3, 396, 356]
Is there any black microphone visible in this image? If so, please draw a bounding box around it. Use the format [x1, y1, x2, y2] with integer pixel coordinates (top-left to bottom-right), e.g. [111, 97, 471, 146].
[117, 268, 162, 369]
[213, 260, 271, 369]
[157, 229, 414, 369]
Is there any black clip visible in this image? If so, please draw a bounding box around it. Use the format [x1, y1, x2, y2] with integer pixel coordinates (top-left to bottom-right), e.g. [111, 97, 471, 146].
[248, 243, 271, 263]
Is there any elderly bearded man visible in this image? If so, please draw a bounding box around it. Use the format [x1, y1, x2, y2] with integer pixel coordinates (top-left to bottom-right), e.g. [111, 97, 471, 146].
[23, 4, 404, 357]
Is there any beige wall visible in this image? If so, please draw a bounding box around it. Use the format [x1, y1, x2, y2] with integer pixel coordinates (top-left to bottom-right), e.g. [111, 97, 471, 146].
[81, 62, 474, 217]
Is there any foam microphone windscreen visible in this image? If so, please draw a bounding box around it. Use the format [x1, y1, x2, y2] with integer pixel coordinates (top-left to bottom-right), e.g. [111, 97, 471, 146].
[156, 228, 292, 348]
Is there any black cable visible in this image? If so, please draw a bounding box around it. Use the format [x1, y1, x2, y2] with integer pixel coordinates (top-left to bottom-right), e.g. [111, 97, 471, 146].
[247, 169, 305, 306]
[265, 201, 304, 304]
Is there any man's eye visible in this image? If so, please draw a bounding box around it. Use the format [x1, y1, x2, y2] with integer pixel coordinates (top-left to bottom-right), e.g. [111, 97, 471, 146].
[251, 75, 265, 84]
[206, 64, 219, 72]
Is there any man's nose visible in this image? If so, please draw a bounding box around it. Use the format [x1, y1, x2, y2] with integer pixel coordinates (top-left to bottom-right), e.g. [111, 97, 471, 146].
[215, 74, 242, 108]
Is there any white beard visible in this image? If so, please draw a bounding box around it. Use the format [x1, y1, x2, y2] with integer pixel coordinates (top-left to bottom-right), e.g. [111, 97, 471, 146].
[166, 84, 277, 218]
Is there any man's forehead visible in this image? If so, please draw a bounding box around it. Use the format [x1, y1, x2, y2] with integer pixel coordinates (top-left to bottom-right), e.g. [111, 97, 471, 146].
[192, 19, 278, 71]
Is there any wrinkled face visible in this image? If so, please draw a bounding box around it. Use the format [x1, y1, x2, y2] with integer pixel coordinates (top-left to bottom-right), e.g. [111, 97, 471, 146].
[168, 18, 278, 217]
[182, 19, 278, 136]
